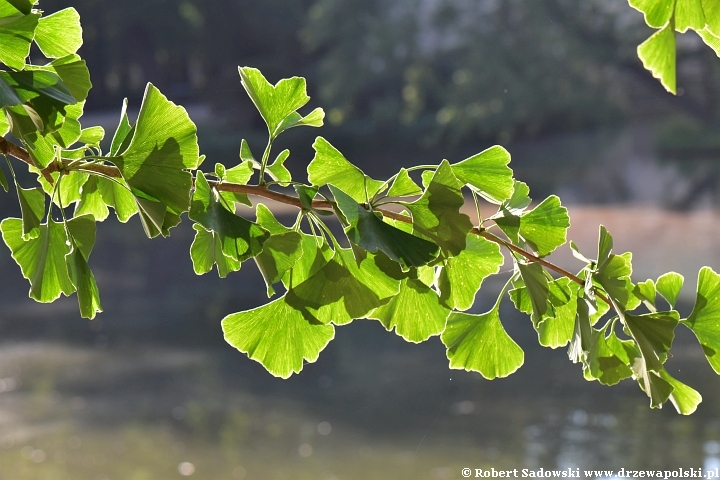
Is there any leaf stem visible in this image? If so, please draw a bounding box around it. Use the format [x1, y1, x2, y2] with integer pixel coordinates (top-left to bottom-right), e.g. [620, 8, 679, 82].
[258, 138, 273, 185]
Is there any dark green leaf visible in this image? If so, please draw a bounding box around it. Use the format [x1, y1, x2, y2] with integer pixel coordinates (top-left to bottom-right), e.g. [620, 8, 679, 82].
[189, 172, 269, 263]
[222, 295, 335, 379]
[586, 325, 634, 386]
[451, 145, 514, 203]
[405, 160, 473, 256]
[255, 232, 303, 296]
[438, 234, 503, 310]
[331, 185, 439, 268]
[370, 277, 450, 342]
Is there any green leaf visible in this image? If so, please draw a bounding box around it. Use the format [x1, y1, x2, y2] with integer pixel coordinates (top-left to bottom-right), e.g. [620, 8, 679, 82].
[637, 23, 676, 94]
[659, 369, 702, 415]
[110, 99, 132, 156]
[0, 12, 39, 70]
[451, 145, 514, 203]
[30, 55, 92, 103]
[255, 232, 303, 296]
[634, 279, 657, 307]
[189, 223, 240, 277]
[239, 139, 258, 166]
[405, 160, 473, 256]
[189, 172, 269, 264]
[308, 137, 384, 202]
[442, 297, 524, 379]
[503, 180, 531, 214]
[624, 310, 679, 372]
[536, 279, 578, 348]
[266, 149, 291, 186]
[1, 70, 76, 106]
[698, 27, 720, 55]
[238, 67, 319, 138]
[283, 233, 333, 287]
[16, 184, 44, 240]
[331, 185, 439, 268]
[79, 126, 104, 145]
[255, 203, 291, 235]
[112, 83, 201, 223]
[222, 295, 335, 379]
[675, 0, 706, 32]
[682, 267, 720, 374]
[96, 176, 137, 223]
[517, 262, 549, 317]
[34, 8, 82, 58]
[703, 0, 720, 36]
[76, 176, 110, 222]
[370, 277, 450, 343]
[66, 214, 100, 319]
[387, 168, 422, 197]
[1, 0, 34, 16]
[595, 252, 639, 310]
[628, 0, 675, 28]
[519, 195, 569, 257]
[287, 248, 400, 325]
[586, 326, 634, 386]
[637, 369, 674, 408]
[0, 109, 8, 136]
[657, 272, 684, 308]
[1, 217, 75, 302]
[597, 225, 613, 269]
[226, 160, 255, 185]
[438, 234, 503, 310]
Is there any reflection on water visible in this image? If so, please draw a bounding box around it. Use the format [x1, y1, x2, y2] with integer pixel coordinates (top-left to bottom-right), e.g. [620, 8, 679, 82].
[0, 316, 718, 480]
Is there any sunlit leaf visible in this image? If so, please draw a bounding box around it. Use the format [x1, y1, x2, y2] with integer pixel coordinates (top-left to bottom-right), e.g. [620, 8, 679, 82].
[637, 24, 676, 94]
[656, 272, 684, 308]
[660, 369, 702, 415]
[703, 0, 720, 36]
[675, 0, 706, 33]
[624, 310, 679, 372]
[698, 27, 720, 55]
[34, 8, 83, 58]
[586, 325, 634, 386]
[1, 217, 75, 302]
[438, 234, 503, 311]
[96, 176, 137, 223]
[517, 262, 549, 317]
[222, 295, 335, 379]
[451, 145, 514, 203]
[387, 168, 422, 197]
[76, 176, 110, 222]
[189, 223, 240, 277]
[682, 267, 720, 374]
[442, 296, 524, 379]
[266, 149, 291, 186]
[15, 184, 44, 240]
[370, 277, 450, 342]
[634, 279, 657, 307]
[112, 83, 201, 229]
[0, 11, 39, 70]
[66, 214, 100, 319]
[406, 160, 473, 256]
[519, 195, 569, 257]
[79, 126, 104, 145]
[628, 0, 674, 28]
[308, 137, 384, 202]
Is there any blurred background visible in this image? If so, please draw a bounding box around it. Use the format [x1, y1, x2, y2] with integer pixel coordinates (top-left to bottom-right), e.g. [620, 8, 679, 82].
[1, 0, 720, 478]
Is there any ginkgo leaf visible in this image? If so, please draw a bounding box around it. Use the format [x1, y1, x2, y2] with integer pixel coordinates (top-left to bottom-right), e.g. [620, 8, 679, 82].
[96, 176, 137, 223]
[1, 217, 75, 302]
[660, 369, 702, 415]
[65, 214, 101, 319]
[517, 262, 549, 317]
[387, 168, 422, 197]
[189, 223, 240, 277]
[189, 172, 268, 264]
[0, 11, 39, 70]
[634, 279, 657, 307]
[442, 297, 524, 379]
[586, 327, 634, 386]
[76, 176, 110, 221]
[308, 137, 384, 202]
[519, 195, 569, 257]
[286, 248, 400, 325]
[16, 185, 44, 240]
[438, 234, 503, 311]
[623, 310, 679, 372]
[451, 145, 514, 203]
[255, 232, 303, 296]
[112, 83, 201, 224]
[238, 67, 321, 138]
[638, 23, 676, 94]
[369, 277, 450, 343]
[34, 8, 83, 58]
[331, 185, 439, 268]
[266, 149, 292, 186]
[628, 0, 674, 28]
[656, 272, 684, 308]
[675, 0, 706, 33]
[222, 295, 335, 379]
[703, 0, 720, 37]
[406, 160, 473, 256]
[682, 267, 720, 374]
